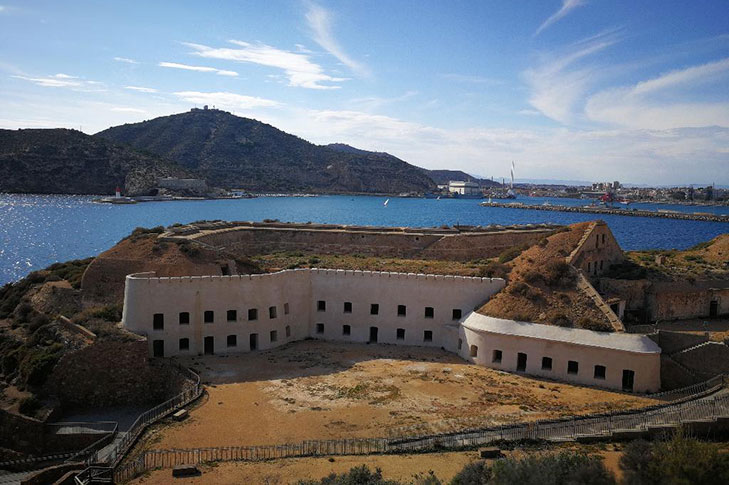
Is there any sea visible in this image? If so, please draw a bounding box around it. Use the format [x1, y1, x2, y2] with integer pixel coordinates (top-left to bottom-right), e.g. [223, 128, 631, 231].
[1, 193, 728, 286]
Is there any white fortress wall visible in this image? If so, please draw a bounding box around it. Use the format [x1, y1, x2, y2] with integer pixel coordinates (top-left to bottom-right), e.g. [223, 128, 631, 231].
[122, 269, 505, 358]
[458, 313, 661, 393]
[308, 269, 504, 346]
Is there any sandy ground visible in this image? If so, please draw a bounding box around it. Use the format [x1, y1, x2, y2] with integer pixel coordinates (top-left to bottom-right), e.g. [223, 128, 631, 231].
[130, 447, 626, 484]
[143, 341, 657, 451]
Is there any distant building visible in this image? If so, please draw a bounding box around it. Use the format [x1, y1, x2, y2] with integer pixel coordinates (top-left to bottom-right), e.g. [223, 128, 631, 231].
[448, 180, 480, 196]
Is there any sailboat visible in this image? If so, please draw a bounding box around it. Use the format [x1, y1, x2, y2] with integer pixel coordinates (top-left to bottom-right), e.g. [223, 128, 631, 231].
[384, 198, 389, 207]
[505, 161, 517, 199]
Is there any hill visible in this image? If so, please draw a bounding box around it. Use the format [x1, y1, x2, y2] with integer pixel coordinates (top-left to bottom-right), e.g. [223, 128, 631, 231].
[326, 144, 501, 188]
[0, 128, 188, 195]
[97, 109, 436, 194]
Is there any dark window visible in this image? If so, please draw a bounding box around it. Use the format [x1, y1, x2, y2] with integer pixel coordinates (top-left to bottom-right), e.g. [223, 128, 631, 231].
[587, 262, 591, 273]
[492, 349, 502, 363]
[369, 326, 378, 342]
[227, 335, 237, 347]
[270, 330, 278, 342]
[204, 310, 214, 323]
[568, 361, 579, 375]
[153, 313, 164, 330]
[204, 336, 214, 354]
[344, 302, 352, 313]
[249, 333, 258, 350]
[317, 300, 326, 312]
[596, 235, 599, 248]
[316, 323, 324, 334]
[424, 307, 434, 318]
[602, 234, 606, 244]
[285, 325, 291, 337]
[600, 260, 604, 270]
[622, 369, 635, 392]
[594, 365, 606, 380]
[152, 340, 164, 357]
[343, 324, 351, 336]
[457, 338, 462, 350]
[516, 352, 527, 372]
[423, 330, 433, 342]
[452, 309, 462, 320]
[396, 328, 405, 340]
[397, 305, 407, 317]
[542, 357, 553, 370]
[470, 345, 479, 358]
[248, 308, 258, 321]
[179, 338, 189, 351]
[284, 303, 290, 315]
[269, 306, 277, 319]
[179, 312, 190, 325]
[370, 303, 379, 315]
[227, 310, 237, 322]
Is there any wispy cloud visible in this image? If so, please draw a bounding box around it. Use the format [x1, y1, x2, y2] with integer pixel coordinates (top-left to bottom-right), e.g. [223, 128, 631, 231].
[158, 61, 238, 77]
[172, 91, 280, 110]
[124, 85, 158, 93]
[535, 0, 586, 36]
[305, 2, 369, 77]
[111, 107, 146, 113]
[113, 57, 138, 64]
[349, 91, 418, 111]
[586, 57, 729, 130]
[524, 30, 621, 123]
[12, 73, 101, 89]
[184, 40, 347, 89]
[440, 73, 503, 85]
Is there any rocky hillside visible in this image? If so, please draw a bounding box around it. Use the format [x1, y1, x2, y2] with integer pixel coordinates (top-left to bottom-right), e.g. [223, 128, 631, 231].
[0, 128, 189, 195]
[96, 109, 436, 194]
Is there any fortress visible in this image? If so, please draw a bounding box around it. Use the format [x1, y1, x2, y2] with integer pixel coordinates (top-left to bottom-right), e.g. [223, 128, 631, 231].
[121, 220, 661, 393]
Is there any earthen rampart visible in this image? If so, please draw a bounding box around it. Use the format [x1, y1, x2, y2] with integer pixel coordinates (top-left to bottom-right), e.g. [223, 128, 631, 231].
[162, 221, 560, 261]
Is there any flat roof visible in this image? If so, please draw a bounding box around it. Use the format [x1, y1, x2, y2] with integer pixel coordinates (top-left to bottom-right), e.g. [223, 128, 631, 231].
[462, 312, 661, 354]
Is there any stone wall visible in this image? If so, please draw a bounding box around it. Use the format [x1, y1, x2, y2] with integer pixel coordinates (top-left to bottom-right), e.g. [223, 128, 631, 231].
[45, 340, 184, 410]
[178, 222, 558, 261]
[568, 221, 624, 277]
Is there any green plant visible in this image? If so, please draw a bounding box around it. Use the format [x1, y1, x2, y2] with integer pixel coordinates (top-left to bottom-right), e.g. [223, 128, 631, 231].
[489, 451, 615, 485]
[18, 396, 42, 416]
[296, 465, 400, 485]
[450, 461, 491, 485]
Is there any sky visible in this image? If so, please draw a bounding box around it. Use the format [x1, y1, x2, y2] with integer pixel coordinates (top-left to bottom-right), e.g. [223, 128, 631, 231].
[1, 1, 728, 185]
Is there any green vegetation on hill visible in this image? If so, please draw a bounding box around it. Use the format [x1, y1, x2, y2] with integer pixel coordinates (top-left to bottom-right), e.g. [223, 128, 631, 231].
[0, 128, 188, 195]
[96, 109, 436, 193]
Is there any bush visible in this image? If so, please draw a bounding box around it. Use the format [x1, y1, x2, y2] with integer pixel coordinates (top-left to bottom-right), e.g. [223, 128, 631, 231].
[296, 465, 400, 485]
[548, 311, 571, 327]
[451, 461, 491, 485]
[18, 396, 42, 416]
[308, 257, 321, 265]
[498, 246, 526, 264]
[19, 343, 63, 386]
[543, 260, 574, 287]
[490, 451, 615, 485]
[522, 270, 544, 285]
[620, 433, 729, 485]
[478, 262, 510, 279]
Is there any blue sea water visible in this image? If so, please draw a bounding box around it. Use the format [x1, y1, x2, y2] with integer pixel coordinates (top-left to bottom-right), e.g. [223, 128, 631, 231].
[1, 193, 727, 285]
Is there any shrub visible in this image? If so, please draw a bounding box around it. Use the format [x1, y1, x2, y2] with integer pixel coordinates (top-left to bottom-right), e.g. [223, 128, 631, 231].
[543, 260, 574, 287]
[178, 241, 200, 257]
[18, 396, 42, 416]
[508, 281, 530, 297]
[450, 461, 491, 485]
[13, 303, 33, 323]
[308, 257, 321, 265]
[478, 262, 510, 279]
[498, 246, 526, 264]
[490, 451, 615, 485]
[28, 313, 50, 333]
[522, 270, 543, 285]
[19, 343, 63, 386]
[538, 238, 549, 247]
[548, 311, 571, 327]
[578, 317, 611, 332]
[296, 465, 400, 485]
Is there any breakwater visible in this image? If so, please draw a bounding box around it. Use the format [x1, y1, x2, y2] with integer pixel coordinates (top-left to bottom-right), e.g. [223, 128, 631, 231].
[480, 202, 729, 223]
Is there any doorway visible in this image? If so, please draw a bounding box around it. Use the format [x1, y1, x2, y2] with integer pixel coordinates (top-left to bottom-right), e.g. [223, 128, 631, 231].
[204, 336, 214, 355]
[710, 300, 718, 318]
[369, 326, 378, 343]
[249, 333, 258, 350]
[152, 340, 164, 358]
[517, 352, 527, 372]
[622, 369, 635, 392]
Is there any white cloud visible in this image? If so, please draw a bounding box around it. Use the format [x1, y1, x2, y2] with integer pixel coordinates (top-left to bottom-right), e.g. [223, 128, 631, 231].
[305, 2, 369, 77]
[111, 107, 147, 113]
[172, 91, 280, 110]
[586, 57, 729, 129]
[184, 40, 347, 89]
[113, 57, 138, 64]
[158, 61, 238, 77]
[124, 85, 158, 93]
[524, 30, 620, 123]
[12, 73, 84, 88]
[535, 0, 586, 36]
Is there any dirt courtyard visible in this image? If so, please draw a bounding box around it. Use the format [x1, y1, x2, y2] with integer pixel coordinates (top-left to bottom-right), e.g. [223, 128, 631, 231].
[145, 341, 657, 450]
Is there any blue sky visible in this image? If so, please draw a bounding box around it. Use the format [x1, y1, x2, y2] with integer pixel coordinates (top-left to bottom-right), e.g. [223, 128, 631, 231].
[1, 0, 728, 185]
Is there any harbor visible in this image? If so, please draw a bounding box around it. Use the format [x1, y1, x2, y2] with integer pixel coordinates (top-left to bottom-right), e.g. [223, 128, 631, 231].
[480, 200, 729, 223]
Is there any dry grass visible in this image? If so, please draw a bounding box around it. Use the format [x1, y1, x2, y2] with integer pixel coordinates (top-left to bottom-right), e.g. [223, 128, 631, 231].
[139, 341, 657, 453]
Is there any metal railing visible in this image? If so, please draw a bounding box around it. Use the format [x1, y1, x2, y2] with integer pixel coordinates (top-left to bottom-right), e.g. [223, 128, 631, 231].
[112, 378, 729, 483]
